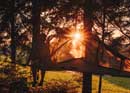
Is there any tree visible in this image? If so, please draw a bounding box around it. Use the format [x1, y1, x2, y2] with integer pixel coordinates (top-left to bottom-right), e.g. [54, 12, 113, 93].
[82, 0, 93, 93]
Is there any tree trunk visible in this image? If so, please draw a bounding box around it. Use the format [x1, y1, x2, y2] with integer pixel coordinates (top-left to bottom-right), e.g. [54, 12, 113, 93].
[32, 0, 41, 49]
[10, 0, 16, 64]
[82, 0, 93, 93]
[82, 73, 92, 93]
[10, 0, 17, 78]
[31, 0, 46, 86]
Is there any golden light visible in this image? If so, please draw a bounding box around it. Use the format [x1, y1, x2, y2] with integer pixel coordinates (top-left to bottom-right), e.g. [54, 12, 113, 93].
[49, 21, 89, 62]
[69, 30, 86, 43]
[66, 23, 88, 58]
[67, 22, 86, 42]
[72, 32, 81, 40]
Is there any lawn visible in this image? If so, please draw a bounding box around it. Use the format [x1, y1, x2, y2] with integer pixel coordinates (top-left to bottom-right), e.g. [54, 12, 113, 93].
[44, 71, 130, 93]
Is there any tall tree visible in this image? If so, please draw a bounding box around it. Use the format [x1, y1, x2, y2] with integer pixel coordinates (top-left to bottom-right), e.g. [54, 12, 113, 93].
[10, 0, 16, 64]
[82, 0, 93, 93]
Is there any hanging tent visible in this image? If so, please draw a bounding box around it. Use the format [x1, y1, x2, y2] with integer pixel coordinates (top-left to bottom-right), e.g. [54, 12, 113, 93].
[30, 29, 130, 77]
[30, 0, 130, 77]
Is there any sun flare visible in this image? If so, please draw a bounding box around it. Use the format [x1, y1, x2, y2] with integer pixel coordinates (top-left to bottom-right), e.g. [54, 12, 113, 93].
[73, 32, 81, 40]
[49, 22, 88, 62]
[66, 23, 87, 58]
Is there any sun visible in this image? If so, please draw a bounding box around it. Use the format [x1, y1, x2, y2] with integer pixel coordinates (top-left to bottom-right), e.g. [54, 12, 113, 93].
[70, 31, 86, 58]
[66, 23, 88, 43]
[70, 31, 86, 43]
[72, 32, 81, 40]
[65, 23, 88, 58]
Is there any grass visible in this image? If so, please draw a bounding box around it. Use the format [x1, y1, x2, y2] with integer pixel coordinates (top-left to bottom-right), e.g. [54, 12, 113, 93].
[44, 71, 130, 93]
[92, 75, 130, 93]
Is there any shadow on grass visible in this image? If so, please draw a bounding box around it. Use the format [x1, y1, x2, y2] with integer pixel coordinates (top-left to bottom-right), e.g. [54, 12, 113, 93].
[104, 75, 130, 90]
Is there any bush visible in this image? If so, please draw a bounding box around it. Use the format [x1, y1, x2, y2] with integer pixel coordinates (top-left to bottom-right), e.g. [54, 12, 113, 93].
[43, 79, 80, 93]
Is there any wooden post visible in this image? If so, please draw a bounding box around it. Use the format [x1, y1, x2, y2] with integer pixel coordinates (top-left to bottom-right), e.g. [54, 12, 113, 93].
[98, 4, 105, 93]
[83, 0, 93, 93]
[98, 75, 102, 93]
[82, 73, 92, 93]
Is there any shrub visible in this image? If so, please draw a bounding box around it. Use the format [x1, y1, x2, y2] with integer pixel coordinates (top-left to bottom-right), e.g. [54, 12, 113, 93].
[43, 79, 80, 93]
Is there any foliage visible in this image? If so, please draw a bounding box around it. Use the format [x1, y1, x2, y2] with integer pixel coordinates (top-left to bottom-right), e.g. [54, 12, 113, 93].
[0, 60, 30, 80]
[0, 61, 29, 92]
[43, 79, 79, 93]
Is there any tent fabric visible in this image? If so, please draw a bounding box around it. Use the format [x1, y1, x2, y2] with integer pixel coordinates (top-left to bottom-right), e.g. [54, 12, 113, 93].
[30, 32, 130, 76]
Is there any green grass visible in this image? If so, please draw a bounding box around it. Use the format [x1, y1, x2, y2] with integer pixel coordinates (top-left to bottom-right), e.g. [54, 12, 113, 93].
[92, 75, 130, 93]
[44, 71, 130, 93]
